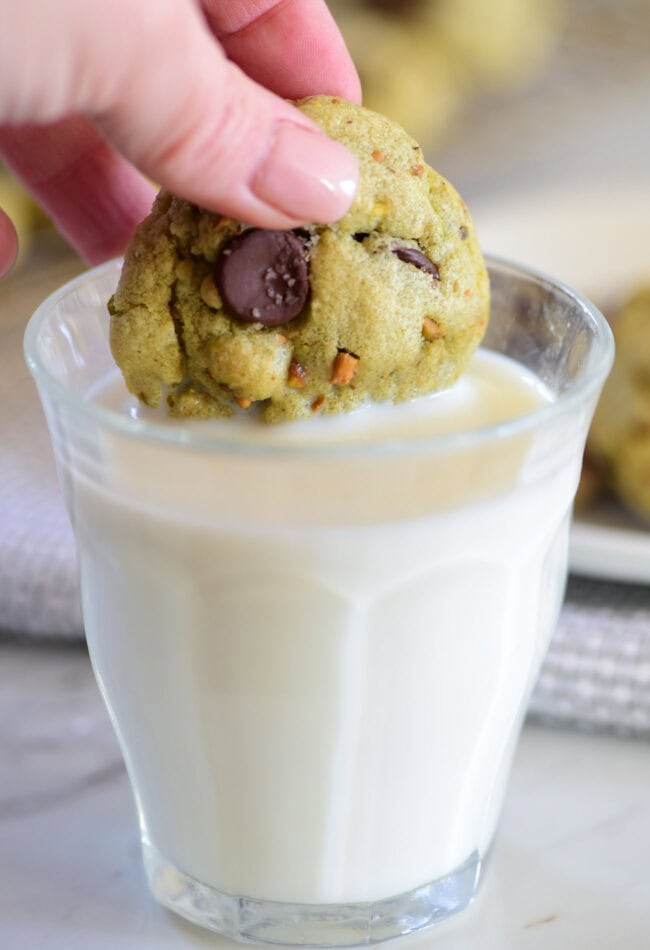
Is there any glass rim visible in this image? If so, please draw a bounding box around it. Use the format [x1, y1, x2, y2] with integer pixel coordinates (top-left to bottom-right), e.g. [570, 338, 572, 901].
[24, 255, 614, 460]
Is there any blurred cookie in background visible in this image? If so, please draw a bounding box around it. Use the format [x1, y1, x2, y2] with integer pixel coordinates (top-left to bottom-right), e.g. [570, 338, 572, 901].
[587, 285, 650, 523]
[426, 0, 562, 88]
[329, 0, 563, 146]
[0, 164, 50, 268]
[574, 449, 607, 514]
[330, 8, 462, 146]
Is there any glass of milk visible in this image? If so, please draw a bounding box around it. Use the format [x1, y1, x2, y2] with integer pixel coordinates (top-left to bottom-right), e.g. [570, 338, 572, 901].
[25, 258, 612, 946]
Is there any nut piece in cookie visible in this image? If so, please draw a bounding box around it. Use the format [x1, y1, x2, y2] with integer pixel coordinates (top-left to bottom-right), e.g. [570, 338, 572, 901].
[110, 96, 489, 424]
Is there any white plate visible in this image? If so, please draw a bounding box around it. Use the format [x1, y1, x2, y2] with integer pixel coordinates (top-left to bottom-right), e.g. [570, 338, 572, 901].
[474, 180, 650, 583]
[571, 506, 650, 584]
[473, 181, 650, 305]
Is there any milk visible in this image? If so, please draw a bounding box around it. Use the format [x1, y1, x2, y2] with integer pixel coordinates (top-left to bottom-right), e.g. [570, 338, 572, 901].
[61, 350, 574, 905]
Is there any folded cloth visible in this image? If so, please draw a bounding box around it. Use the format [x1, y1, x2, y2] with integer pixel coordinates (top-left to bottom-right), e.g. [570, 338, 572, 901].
[0, 245, 84, 638]
[530, 576, 650, 738]
[3, 246, 650, 742]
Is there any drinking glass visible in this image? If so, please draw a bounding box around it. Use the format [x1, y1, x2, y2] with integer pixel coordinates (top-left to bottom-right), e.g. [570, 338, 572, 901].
[25, 257, 613, 946]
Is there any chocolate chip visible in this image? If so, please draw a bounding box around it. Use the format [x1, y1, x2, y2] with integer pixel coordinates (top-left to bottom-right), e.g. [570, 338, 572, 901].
[393, 246, 440, 280]
[352, 232, 369, 242]
[215, 229, 309, 325]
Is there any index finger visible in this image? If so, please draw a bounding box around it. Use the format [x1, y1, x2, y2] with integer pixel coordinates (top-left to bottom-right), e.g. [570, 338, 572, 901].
[201, 0, 361, 103]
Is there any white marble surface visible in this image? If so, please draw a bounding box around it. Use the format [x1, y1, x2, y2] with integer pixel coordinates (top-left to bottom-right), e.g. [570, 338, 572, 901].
[2, 640, 650, 949]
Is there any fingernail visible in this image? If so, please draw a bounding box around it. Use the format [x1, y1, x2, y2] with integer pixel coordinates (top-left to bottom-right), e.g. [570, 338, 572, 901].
[251, 122, 358, 223]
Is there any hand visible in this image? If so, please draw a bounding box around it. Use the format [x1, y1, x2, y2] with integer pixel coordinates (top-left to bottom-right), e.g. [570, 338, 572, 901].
[0, 0, 360, 275]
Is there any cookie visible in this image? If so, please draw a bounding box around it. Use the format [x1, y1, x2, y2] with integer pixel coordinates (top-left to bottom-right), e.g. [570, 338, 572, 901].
[574, 449, 606, 514]
[0, 165, 50, 266]
[587, 285, 650, 521]
[425, 0, 561, 89]
[328, 8, 463, 146]
[109, 96, 489, 424]
[328, 0, 561, 145]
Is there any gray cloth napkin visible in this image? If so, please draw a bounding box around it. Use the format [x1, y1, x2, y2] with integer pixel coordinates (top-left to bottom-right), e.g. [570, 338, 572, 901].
[0, 253, 84, 638]
[530, 577, 650, 739]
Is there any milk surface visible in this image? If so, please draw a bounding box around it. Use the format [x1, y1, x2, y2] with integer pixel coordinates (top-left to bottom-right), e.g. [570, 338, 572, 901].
[64, 350, 576, 904]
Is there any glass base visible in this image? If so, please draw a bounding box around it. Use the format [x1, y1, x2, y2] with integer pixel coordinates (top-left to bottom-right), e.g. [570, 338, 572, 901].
[142, 840, 481, 946]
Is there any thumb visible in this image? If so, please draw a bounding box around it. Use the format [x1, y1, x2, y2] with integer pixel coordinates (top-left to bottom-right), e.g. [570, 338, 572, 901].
[94, 5, 358, 228]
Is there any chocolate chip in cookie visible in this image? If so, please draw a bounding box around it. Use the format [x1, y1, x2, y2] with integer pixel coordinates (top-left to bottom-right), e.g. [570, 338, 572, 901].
[215, 229, 309, 326]
[393, 246, 440, 280]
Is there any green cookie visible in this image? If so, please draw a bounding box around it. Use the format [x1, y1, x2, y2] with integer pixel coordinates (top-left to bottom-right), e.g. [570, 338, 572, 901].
[109, 95, 489, 423]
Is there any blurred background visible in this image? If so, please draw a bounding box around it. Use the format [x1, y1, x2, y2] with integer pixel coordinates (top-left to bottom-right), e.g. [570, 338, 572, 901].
[331, 0, 650, 306]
